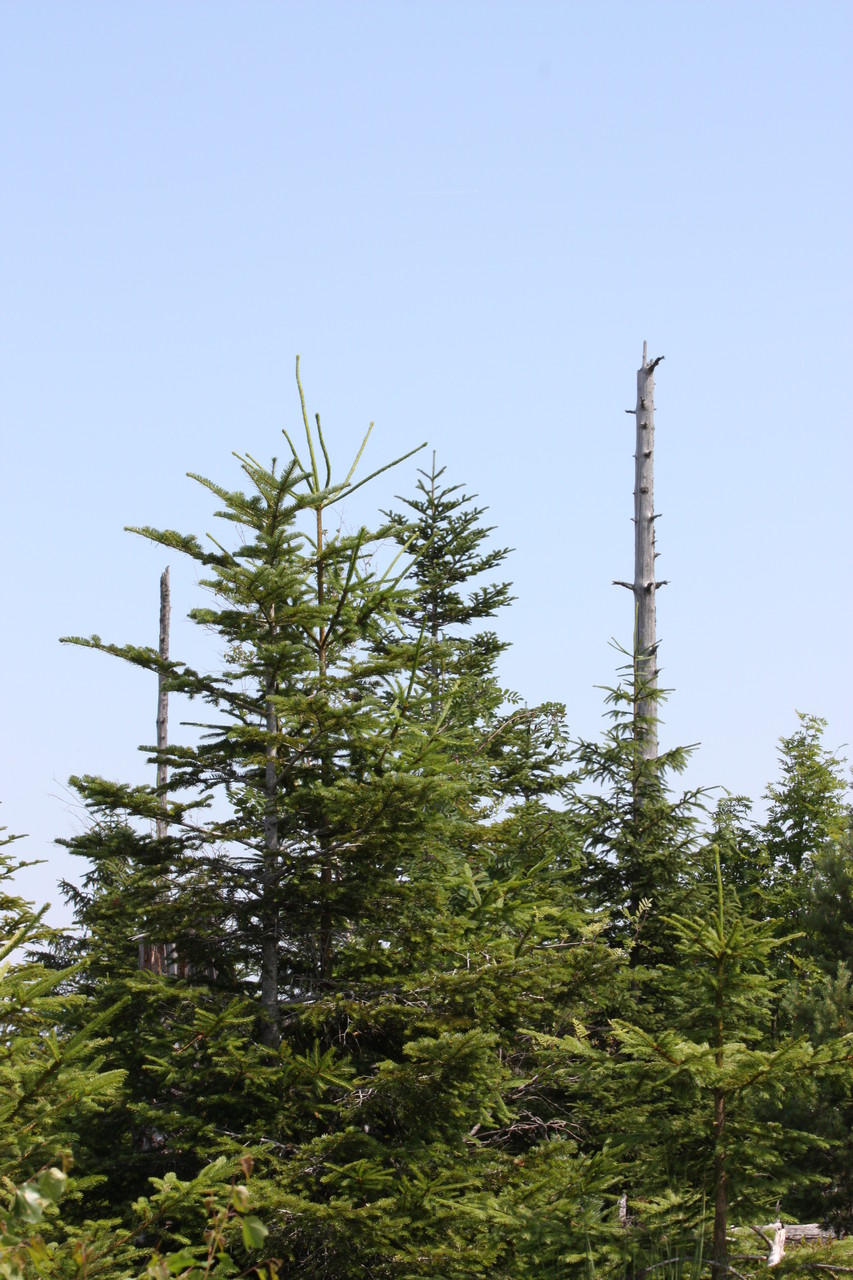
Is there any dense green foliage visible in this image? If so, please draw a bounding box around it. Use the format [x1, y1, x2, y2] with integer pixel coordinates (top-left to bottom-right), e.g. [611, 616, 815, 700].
[3, 376, 851, 1278]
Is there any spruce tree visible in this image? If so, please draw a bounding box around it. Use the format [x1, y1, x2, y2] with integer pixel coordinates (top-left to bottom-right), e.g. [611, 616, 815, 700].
[760, 713, 849, 934]
[63, 366, 433, 1033]
[57, 369, 468, 1206]
[757, 717, 853, 1232]
[382, 454, 514, 705]
[52, 386, 497, 1270]
[54, 436, 630, 1278]
[561, 851, 849, 1277]
[570, 666, 707, 967]
[0, 835, 124, 1186]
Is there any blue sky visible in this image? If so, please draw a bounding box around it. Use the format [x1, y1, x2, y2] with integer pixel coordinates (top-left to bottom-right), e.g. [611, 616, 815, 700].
[2, 1, 851, 919]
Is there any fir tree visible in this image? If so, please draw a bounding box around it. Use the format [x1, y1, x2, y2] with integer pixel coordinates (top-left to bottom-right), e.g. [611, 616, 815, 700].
[382, 453, 514, 717]
[63, 364, 432, 1035]
[570, 666, 707, 967]
[54, 437, 632, 1278]
[760, 712, 849, 935]
[0, 836, 124, 1187]
[580, 851, 847, 1276]
[758, 719, 853, 1233]
[57, 367, 470, 1211]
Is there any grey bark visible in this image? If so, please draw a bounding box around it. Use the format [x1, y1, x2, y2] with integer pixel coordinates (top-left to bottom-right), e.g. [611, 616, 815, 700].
[157, 567, 179, 975]
[633, 344, 663, 757]
[156, 566, 170, 840]
[140, 567, 177, 975]
[617, 344, 664, 759]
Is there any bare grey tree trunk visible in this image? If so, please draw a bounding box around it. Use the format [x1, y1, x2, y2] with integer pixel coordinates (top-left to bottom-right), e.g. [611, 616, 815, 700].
[140, 567, 176, 974]
[616, 344, 665, 760]
[156, 566, 170, 840]
[157, 568, 180, 975]
[633, 344, 663, 758]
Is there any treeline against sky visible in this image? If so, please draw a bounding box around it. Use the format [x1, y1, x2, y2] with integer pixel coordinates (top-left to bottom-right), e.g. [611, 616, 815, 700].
[3, 388, 852, 1279]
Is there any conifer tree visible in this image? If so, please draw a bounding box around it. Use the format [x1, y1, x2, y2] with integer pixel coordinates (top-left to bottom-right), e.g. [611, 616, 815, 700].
[53, 387, 495, 1262]
[379, 453, 514, 751]
[760, 713, 849, 932]
[54, 436, 632, 1278]
[63, 365, 433, 1034]
[0, 836, 124, 1186]
[555, 851, 850, 1277]
[756, 717, 853, 1232]
[57, 368, 474, 1206]
[570, 668, 706, 967]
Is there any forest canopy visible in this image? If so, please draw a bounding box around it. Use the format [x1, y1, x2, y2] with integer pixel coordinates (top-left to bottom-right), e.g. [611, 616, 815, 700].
[3, 369, 852, 1280]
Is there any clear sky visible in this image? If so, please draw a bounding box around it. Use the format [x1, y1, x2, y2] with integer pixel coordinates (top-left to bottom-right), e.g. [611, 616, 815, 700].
[2, 1, 851, 921]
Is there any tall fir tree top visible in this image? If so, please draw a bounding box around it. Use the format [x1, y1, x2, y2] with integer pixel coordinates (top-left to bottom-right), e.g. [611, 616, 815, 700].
[384, 453, 514, 637]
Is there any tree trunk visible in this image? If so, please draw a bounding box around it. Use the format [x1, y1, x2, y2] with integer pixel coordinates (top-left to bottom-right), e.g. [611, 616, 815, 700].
[632, 342, 663, 760]
[712, 1085, 728, 1272]
[316, 505, 334, 983]
[261, 653, 280, 1046]
[713, 952, 728, 1273]
[140, 566, 176, 975]
[156, 566, 170, 841]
